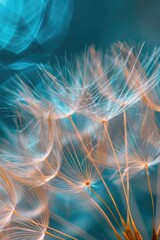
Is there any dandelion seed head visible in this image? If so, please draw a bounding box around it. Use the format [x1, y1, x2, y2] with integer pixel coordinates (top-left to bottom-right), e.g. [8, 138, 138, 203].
[1, 42, 160, 239]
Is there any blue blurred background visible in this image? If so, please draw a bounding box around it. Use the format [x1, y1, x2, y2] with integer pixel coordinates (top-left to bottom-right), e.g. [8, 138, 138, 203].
[1, 0, 160, 76]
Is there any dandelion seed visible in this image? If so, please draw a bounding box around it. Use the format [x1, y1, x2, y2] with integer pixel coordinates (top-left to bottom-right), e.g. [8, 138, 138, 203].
[0, 167, 17, 230]
[0, 117, 59, 185]
[1, 211, 49, 240]
[76, 43, 160, 123]
[49, 129, 99, 194]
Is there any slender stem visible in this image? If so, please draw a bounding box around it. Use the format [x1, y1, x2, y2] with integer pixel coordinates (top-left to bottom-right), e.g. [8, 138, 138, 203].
[90, 186, 123, 232]
[68, 116, 125, 227]
[45, 231, 65, 240]
[145, 164, 154, 227]
[103, 121, 137, 231]
[87, 194, 122, 240]
[123, 111, 130, 226]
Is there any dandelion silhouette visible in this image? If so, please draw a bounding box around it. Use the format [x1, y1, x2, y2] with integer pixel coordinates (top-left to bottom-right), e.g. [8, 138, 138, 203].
[0, 43, 160, 239]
